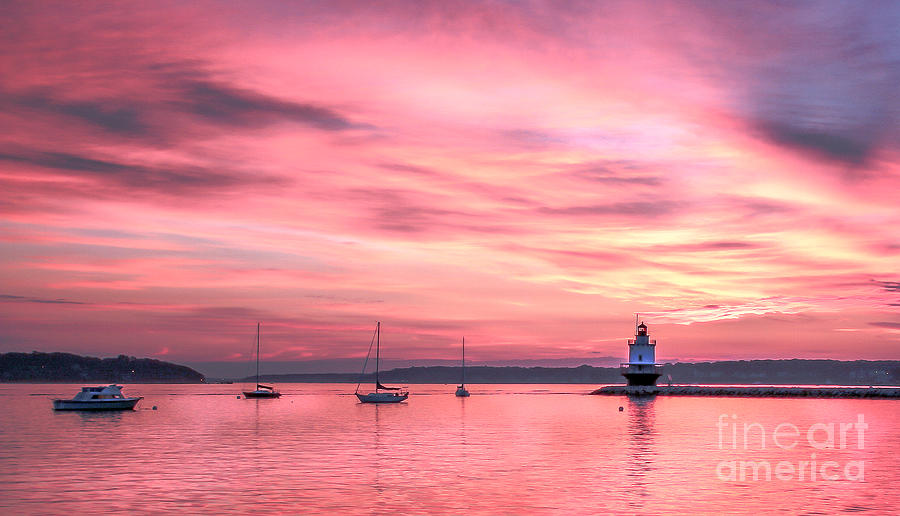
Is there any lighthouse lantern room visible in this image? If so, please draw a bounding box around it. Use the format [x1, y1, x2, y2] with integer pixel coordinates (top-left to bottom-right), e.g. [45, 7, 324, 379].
[620, 316, 662, 386]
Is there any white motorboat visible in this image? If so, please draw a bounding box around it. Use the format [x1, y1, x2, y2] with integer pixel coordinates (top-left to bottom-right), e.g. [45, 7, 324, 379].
[52, 385, 143, 411]
[355, 322, 408, 403]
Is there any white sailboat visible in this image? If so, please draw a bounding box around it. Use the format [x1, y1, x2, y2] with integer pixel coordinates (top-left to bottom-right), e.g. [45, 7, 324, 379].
[455, 337, 470, 397]
[355, 322, 408, 403]
[242, 322, 281, 399]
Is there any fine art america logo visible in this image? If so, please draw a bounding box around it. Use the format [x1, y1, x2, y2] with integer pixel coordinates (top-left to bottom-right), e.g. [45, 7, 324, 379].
[716, 414, 867, 482]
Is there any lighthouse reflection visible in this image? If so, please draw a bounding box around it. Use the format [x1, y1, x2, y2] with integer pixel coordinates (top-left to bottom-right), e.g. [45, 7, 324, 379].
[625, 394, 657, 510]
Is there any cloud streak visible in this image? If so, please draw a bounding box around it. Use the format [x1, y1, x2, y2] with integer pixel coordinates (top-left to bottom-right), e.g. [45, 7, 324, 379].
[0, 148, 286, 195]
[0, 294, 85, 305]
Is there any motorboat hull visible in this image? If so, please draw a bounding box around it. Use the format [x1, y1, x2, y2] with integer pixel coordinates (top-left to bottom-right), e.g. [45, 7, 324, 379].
[52, 398, 142, 411]
[356, 392, 408, 403]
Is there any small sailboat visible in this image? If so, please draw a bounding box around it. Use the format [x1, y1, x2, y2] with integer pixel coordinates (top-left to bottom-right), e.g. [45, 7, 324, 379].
[355, 322, 408, 403]
[455, 337, 470, 397]
[242, 322, 281, 399]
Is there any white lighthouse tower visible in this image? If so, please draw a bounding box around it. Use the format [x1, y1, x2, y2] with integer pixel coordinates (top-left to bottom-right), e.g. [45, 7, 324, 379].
[621, 316, 662, 386]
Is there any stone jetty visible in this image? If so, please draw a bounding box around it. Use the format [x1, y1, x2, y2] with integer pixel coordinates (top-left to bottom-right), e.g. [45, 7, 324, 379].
[590, 385, 900, 398]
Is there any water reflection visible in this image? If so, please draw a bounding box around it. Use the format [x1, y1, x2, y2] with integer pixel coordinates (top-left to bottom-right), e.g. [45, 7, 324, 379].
[49, 409, 130, 425]
[253, 397, 262, 435]
[370, 403, 403, 497]
[1, 385, 896, 514]
[77, 410, 128, 423]
[457, 396, 469, 481]
[373, 403, 384, 494]
[458, 396, 467, 446]
[626, 395, 657, 510]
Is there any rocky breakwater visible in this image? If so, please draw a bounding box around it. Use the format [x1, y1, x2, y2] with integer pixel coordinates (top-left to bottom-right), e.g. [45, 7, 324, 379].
[590, 385, 900, 398]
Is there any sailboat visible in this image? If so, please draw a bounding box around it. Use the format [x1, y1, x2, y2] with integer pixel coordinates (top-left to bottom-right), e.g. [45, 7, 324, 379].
[455, 337, 470, 397]
[355, 322, 408, 403]
[242, 322, 281, 399]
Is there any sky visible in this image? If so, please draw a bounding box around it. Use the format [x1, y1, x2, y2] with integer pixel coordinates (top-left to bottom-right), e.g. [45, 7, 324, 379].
[1, 1, 898, 370]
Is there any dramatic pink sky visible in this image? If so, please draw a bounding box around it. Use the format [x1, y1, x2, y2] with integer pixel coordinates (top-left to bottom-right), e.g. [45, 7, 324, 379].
[1, 1, 898, 368]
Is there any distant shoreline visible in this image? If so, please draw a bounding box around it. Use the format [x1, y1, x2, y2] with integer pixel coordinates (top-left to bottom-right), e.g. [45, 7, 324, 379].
[3, 356, 898, 386]
[239, 359, 900, 386]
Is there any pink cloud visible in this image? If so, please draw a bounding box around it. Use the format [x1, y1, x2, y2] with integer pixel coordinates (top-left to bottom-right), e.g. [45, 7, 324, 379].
[1, 1, 898, 365]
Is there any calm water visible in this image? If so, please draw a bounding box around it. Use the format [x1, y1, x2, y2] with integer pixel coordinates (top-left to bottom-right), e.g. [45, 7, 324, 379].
[1, 383, 897, 514]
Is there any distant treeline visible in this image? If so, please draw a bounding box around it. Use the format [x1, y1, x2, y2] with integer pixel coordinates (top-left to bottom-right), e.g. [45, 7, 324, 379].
[662, 359, 898, 385]
[252, 359, 900, 385]
[0, 352, 206, 383]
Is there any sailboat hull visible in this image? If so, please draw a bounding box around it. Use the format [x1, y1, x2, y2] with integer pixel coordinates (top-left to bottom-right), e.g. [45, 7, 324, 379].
[455, 386, 470, 397]
[356, 392, 408, 403]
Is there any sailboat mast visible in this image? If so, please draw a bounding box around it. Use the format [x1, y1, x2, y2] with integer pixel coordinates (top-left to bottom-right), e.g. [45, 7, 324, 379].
[375, 321, 380, 390]
[256, 322, 260, 387]
[462, 337, 465, 385]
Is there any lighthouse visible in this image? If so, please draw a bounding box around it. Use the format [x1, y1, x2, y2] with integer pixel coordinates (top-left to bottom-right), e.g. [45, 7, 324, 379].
[621, 317, 662, 386]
